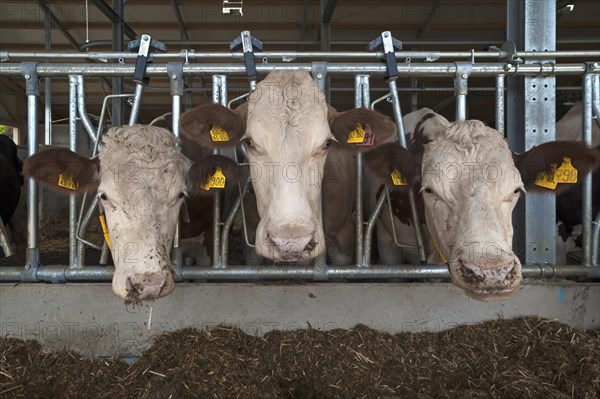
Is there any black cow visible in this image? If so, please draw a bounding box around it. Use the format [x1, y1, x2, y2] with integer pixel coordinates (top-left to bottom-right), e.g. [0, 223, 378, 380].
[0, 134, 23, 258]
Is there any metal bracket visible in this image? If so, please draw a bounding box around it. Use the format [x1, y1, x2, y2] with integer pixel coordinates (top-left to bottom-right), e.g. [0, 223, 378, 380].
[311, 61, 328, 91]
[454, 62, 473, 97]
[368, 31, 402, 80]
[129, 34, 167, 85]
[500, 40, 520, 64]
[20, 62, 39, 95]
[230, 30, 263, 81]
[168, 63, 184, 96]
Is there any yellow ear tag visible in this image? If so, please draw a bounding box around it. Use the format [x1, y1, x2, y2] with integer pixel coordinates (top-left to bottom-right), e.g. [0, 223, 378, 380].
[554, 157, 578, 184]
[347, 123, 366, 144]
[391, 169, 407, 186]
[535, 163, 558, 190]
[210, 125, 229, 142]
[58, 174, 78, 191]
[201, 167, 226, 191]
[99, 214, 111, 250]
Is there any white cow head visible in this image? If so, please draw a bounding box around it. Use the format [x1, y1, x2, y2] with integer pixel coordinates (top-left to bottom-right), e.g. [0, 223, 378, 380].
[24, 125, 235, 302]
[180, 70, 397, 262]
[366, 110, 599, 300]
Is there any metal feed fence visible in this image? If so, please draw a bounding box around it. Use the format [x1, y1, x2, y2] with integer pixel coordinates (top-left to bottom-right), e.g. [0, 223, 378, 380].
[1, 31, 599, 284]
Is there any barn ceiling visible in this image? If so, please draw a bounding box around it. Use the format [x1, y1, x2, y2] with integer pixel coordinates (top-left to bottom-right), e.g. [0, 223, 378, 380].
[1, 0, 599, 132]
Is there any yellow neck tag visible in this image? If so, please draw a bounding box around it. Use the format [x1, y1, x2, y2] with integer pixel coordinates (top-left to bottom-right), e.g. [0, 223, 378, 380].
[347, 123, 366, 144]
[554, 157, 578, 184]
[58, 174, 78, 191]
[210, 125, 229, 142]
[99, 214, 111, 250]
[201, 167, 226, 191]
[391, 169, 407, 186]
[535, 163, 558, 190]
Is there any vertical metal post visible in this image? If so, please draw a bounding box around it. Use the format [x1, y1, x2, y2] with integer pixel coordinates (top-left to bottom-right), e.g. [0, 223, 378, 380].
[410, 76, 418, 112]
[454, 63, 472, 122]
[582, 73, 593, 267]
[506, 0, 556, 265]
[44, 10, 52, 146]
[211, 75, 227, 268]
[319, 0, 331, 102]
[168, 63, 184, 278]
[495, 74, 506, 134]
[21, 63, 40, 280]
[128, 84, 144, 126]
[111, 0, 124, 127]
[68, 76, 80, 269]
[354, 75, 369, 267]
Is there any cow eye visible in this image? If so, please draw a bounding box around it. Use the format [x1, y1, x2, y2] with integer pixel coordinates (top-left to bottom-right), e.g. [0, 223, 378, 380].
[324, 138, 333, 148]
[99, 193, 108, 201]
[424, 187, 433, 194]
[178, 191, 187, 199]
[243, 138, 253, 147]
[513, 188, 520, 194]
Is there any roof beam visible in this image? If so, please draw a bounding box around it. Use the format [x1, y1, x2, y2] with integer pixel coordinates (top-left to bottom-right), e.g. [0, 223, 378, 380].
[322, 0, 337, 23]
[415, 0, 443, 40]
[90, 0, 137, 40]
[171, 0, 190, 41]
[36, 0, 81, 50]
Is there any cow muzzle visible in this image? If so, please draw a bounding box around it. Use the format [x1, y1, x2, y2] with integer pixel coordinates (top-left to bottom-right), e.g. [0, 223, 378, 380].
[452, 257, 522, 301]
[122, 271, 174, 303]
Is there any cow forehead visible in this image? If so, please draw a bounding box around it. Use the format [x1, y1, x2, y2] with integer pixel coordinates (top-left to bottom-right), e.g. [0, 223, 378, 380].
[246, 70, 330, 150]
[97, 124, 189, 201]
[422, 121, 520, 195]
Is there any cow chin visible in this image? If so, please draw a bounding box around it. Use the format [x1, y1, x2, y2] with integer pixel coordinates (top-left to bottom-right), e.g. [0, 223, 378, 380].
[449, 257, 522, 301]
[112, 267, 175, 303]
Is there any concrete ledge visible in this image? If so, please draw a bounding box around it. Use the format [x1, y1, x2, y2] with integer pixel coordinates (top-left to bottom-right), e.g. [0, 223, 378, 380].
[1, 282, 598, 357]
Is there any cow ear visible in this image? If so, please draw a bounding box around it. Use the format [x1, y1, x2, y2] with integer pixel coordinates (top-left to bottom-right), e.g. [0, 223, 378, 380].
[149, 112, 173, 131]
[23, 148, 100, 194]
[363, 143, 420, 190]
[180, 103, 245, 149]
[328, 107, 397, 152]
[187, 154, 239, 196]
[514, 141, 600, 193]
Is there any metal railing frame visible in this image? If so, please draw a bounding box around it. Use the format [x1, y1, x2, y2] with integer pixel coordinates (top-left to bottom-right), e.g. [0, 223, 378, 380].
[1, 53, 599, 283]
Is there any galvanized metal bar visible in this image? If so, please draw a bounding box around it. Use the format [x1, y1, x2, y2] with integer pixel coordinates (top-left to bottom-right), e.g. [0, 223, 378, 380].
[593, 73, 600, 130]
[387, 79, 427, 263]
[21, 63, 40, 280]
[582, 73, 594, 267]
[2, 264, 599, 283]
[75, 76, 99, 144]
[168, 63, 185, 277]
[354, 75, 369, 268]
[128, 84, 144, 126]
[454, 63, 472, 122]
[0, 219, 15, 257]
[44, 10, 52, 146]
[1, 63, 599, 78]
[592, 212, 600, 268]
[495, 74, 506, 134]
[68, 76, 80, 270]
[211, 75, 227, 268]
[362, 191, 386, 266]
[2, 50, 599, 62]
[111, 0, 124, 128]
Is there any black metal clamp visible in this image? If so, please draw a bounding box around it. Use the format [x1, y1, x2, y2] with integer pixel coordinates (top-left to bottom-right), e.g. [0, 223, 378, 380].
[230, 30, 263, 82]
[368, 31, 402, 80]
[128, 34, 167, 85]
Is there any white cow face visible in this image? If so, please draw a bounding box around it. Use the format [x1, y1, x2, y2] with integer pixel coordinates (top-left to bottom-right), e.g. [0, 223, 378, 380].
[180, 70, 399, 263]
[243, 71, 332, 261]
[420, 121, 523, 300]
[96, 126, 189, 301]
[24, 125, 236, 302]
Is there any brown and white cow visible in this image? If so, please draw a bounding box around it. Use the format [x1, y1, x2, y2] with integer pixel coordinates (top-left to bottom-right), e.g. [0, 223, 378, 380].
[365, 109, 600, 301]
[179, 70, 397, 263]
[24, 124, 236, 302]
